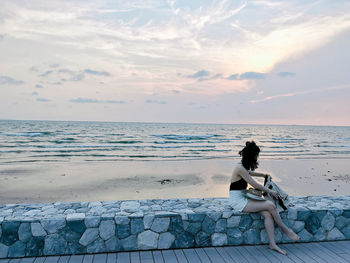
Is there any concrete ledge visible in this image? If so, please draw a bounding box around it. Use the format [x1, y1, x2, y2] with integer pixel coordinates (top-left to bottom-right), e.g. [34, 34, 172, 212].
[1, 195, 350, 258]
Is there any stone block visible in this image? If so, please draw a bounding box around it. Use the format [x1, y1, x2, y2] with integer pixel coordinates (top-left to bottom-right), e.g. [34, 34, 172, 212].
[215, 219, 227, 233]
[99, 220, 115, 241]
[44, 234, 67, 255]
[239, 216, 252, 231]
[121, 201, 140, 212]
[208, 212, 221, 222]
[122, 235, 137, 251]
[18, 223, 31, 242]
[341, 225, 350, 238]
[292, 221, 305, 233]
[131, 218, 144, 234]
[41, 218, 66, 234]
[287, 207, 298, 220]
[26, 236, 44, 257]
[327, 228, 345, 240]
[137, 230, 159, 249]
[31, 223, 47, 237]
[222, 211, 233, 219]
[227, 228, 243, 245]
[158, 232, 175, 249]
[188, 213, 205, 222]
[143, 215, 154, 229]
[202, 216, 215, 235]
[169, 216, 184, 235]
[305, 213, 322, 234]
[105, 236, 123, 252]
[0, 243, 9, 258]
[85, 217, 101, 228]
[297, 208, 311, 221]
[1, 221, 20, 246]
[314, 229, 326, 241]
[336, 216, 350, 229]
[195, 231, 211, 247]
[321, 212, 335, 231]
[174, 231, 194, 248]
[298, 229, 313, 242]
[86, 238, 106, 253]
[151, 217, 170, 233]
[66, 213, 85, 221]
[115, 216, 130, 225]
[186, 222, 201, 235]
[227, 216, 240, 228]
[117, 224, 131, 239]
[67, 220, 86, 234]
[79, 228, 99, 246]
[243, 229, 260, 244]
[211, 233, 227, 246]
[8, 241, 26, 258]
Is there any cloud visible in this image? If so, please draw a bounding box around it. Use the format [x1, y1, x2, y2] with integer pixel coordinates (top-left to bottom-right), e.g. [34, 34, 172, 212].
[239, 72, 265, 80]
[36, 98, 50, 102]
[0, 34, 4, 40]
[228, 74, 239, 80]
[145, 99, 167, 104]
[84, 69, 110, 76]
[278, 72, 296, 77]
[35, 84, 43, 89]
[188, 70, 210, 79]
[39, 70, 54, 77]
[50, 64, 60, 68]
[172, 90, 180, 94]
[0, 76, 24, 85]
[32, 91, 38, 95]
[69, 97, 126, 104]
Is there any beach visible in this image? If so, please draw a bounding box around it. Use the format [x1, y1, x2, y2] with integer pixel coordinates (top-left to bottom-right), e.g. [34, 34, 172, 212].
[1, 158, 349, 204]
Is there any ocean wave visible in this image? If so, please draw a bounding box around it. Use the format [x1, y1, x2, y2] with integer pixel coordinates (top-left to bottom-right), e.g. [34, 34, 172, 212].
[151, 134, 221, 140]
[0, 131, 54, 137]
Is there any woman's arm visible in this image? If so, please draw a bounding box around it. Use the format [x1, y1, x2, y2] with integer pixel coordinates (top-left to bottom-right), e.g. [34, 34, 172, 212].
[238, 166, 271, 193]
[248, 170, 269, 178]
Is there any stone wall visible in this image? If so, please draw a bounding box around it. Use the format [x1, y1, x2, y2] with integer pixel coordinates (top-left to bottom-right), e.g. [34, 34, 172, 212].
[1, 195, 350, 258]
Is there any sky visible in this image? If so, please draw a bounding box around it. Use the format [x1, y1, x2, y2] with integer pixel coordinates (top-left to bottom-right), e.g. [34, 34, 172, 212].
[0, 0, 350, 126]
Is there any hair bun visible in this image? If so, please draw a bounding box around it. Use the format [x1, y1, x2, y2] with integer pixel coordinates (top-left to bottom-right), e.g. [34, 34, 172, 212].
[245, 141, 250, 146]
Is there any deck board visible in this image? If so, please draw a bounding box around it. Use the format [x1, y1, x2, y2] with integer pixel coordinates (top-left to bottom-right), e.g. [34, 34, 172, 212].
[82, 255, 93, 263]
[161, 250, 177, 263]
[130, 252, 140, 263]
[152, 251, 164, 263]
[139, 251, 153, 263]
[182, 249, 201, 263]
[194, 248, 210, 263]
[93, 254, 107, 263]
[224, 246, 250, 263]
[254, 246, 283, 263]
[116, 252, 129, 263]
[215, 247, 235, 263]
[57, 256, 69, 263]
[69, 255, 84, 263]
[203, 247, 225, 263]
[173, 250, 187, 263]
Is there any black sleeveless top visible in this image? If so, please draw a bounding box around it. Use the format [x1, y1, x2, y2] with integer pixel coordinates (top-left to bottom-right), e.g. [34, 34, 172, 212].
[229, 177, 247, 190]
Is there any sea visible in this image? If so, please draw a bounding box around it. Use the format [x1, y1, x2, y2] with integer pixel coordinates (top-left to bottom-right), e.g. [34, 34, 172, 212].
[0, 120, 349, 165]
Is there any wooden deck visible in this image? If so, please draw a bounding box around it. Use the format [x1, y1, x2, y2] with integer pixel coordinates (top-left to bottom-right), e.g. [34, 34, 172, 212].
[0, 241, 349, 263]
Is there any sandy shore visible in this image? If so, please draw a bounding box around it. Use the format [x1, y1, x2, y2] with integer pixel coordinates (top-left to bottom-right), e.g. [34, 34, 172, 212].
[0, 158, 349, 204]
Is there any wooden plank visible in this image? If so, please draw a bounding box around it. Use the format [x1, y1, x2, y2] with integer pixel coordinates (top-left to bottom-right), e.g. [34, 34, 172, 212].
[152, 251, 164, 263]
[130, 252, 140, 263]
[0, 260, 10, 263]
[237, 246, 258, 263]
[283, 243, 318, 263]
[335, 241, 350, 254]
[57, 256, 70, 263]
[194, 248, 210, 263]
[162, 250, 177, 263]
[83, 255, 94, 263]
[259, 245, 299, 263]
[279, 244, 305, 263]
[173, 250, 187, 263]
[116, 252, 129, 263]
[203, 247, 225, 263]
[244, 246, 271, 263]
[9, 259, 21, 263]
[139, 251, 153, 263]
[295, 243, 328, 263]
[224, 247, 249, 263]
[254, 246, 283, 263]
[318, 241, 347, 254]
[106, 253, 117, 263]
[93, 254, 107, 263]
[215, 247, 235, 263]
[69, 255, 84, 263]
[182, 249, 201, 263]
[304, 243, 348, 263]
[45, 257, 60, 263]
[19, 258, 35, 263]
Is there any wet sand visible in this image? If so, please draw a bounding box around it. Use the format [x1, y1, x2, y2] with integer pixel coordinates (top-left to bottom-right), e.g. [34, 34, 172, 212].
[0, 158, 349, 204]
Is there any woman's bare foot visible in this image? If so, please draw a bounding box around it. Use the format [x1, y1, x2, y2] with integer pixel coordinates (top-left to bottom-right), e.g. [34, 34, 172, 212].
[269, 244, 287, 255]
[285, 229, 300, 241]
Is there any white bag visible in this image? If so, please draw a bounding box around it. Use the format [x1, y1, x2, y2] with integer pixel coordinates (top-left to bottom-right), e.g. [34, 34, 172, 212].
[264, 176, 290, 212]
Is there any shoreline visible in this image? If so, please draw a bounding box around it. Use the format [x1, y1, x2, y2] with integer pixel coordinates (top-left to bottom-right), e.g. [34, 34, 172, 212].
[0, 158, 349, 204]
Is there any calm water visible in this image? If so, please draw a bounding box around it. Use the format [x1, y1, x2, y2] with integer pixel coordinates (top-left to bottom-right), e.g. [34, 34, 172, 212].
[0, 120, 349, 164]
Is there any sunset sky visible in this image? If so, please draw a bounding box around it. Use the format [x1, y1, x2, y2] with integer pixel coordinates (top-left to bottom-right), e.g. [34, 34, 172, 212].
[1, 0, 350, 125]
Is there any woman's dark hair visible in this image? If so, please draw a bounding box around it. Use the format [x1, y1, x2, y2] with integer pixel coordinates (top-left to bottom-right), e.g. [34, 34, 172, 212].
[239, 141, 260, 171]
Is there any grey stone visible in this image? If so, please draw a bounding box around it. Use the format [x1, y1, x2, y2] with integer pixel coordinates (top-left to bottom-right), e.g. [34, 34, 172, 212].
[298, 229, 313, 242]
[239, 216, 252, 231]
[227, 228, 243, 245]
[122, 235, 137, 251]
[243, 229, 260, 244]
[105, 236, 122, 252]
[117, 224, 130, 239]
[26, 236, 45, 257]
[341, 225, 350, 238]
[85, 217, 101, 228]
[297, 208, 311, 221]
[18, 223, 31, 242]
[131, 218, 144, 235]
[158, 232, 175, 249]
[31, 223, 47, 237]
[151, 217, 170, 233]
[0, 243, 9, 258]
[305, 212, 322, 234]
[287, 207, 298, 220]
[143, 215, 155, 229]
[137, 230, 159, 249]
[222, 211, 233, 219]
[211, 233, 227, 246]
[195, 231, 211, 246]
[79, 228, 99, 246]
[67, 220, 86, 234]
[188, 213, 205, 222]
[327, 228, 345, 240]
[121, 201, 140, 212]
[215, 219, 227, 233]
[260, 229, 269, 244]
[336, 216, 350, 229]
[66, 213, 85, 221]
[186, 222, 201, 235]
[292, 221, 305, 233]
[174, 232, 194, 248]
[321, 212, 335, 231]
[8, 241, 26, 258]
[1, 221, 20, 246]
[202, 216, 215, 235]
[314, 229, 326, 241]
[115, 216, 130, 225]
[42, 218, 66, 234]
[99, 220, 115, 240]
[87, 238, 106, 253]
[227, 216, 240, 228]
[44, 234, 67, 255]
